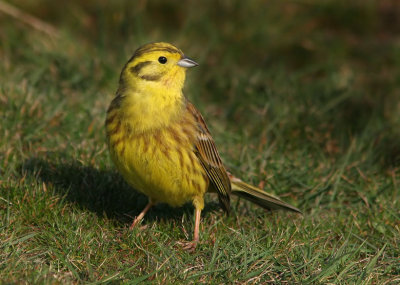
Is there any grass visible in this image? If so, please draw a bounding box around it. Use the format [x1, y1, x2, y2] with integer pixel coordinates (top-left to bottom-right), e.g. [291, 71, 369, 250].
[1, 0, 399, 283]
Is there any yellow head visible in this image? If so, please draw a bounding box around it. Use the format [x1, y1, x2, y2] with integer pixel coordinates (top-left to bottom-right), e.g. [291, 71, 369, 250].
[119, 42, 198, 94]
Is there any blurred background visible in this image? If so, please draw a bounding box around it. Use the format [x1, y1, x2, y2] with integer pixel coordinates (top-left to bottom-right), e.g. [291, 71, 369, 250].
[1, 0, 400, 222]
[1, 0, 400, 283]
[2, 0, 399, 164]
[2, 0, 399, 191]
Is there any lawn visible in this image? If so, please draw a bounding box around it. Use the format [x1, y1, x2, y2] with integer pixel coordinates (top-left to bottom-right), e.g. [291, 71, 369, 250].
[0, 0, 399, 283]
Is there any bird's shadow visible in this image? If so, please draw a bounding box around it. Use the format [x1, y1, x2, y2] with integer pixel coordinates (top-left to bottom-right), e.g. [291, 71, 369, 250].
[20, 154, 221, 226]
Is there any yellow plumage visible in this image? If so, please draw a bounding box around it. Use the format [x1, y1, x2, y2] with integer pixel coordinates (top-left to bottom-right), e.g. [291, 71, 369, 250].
[107, 100, 207, 209]
[106, 42, 300, 249]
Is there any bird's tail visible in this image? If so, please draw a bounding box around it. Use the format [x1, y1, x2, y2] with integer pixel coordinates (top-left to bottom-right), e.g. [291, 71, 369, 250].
[229, 174, 302, 214]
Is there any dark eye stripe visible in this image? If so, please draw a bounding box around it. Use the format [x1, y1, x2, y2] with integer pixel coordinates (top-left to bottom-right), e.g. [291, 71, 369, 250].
[130, 61, 152, 74]
[140, 74, 163, 81]
[129, 61, 164, 81]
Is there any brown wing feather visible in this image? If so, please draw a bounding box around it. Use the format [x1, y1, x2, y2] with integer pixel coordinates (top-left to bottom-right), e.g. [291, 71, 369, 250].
[187, 102, 231, 213]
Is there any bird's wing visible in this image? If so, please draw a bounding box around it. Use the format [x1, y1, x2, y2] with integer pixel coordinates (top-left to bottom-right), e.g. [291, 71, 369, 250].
[187, 102, 231, 213]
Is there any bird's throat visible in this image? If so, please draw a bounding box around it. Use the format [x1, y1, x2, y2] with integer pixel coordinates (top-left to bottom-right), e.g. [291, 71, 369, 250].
[118, 87, 186, 134]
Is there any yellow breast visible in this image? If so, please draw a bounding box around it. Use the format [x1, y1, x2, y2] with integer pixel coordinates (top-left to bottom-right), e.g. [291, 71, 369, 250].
[106, 102, 208, 207]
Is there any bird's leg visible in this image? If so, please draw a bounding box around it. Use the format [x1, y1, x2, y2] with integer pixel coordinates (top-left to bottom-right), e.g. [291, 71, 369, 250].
[193, 207, 201, 243]
[181, 207, 201, 251]
[130, 200, 153, 229]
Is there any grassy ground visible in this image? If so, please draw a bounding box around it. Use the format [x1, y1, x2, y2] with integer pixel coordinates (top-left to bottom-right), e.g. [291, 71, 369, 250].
[1, 0, 399, 283]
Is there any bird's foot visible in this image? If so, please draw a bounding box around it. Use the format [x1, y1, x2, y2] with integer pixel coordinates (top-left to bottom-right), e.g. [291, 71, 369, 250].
[176, 240, 198, 252]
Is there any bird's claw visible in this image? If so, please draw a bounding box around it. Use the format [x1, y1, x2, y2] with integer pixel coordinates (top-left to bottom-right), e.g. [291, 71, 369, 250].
[176, 240, 198, 252]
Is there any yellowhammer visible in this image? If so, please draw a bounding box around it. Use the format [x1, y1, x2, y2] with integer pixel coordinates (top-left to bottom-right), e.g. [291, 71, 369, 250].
[106, 42, 301, 248]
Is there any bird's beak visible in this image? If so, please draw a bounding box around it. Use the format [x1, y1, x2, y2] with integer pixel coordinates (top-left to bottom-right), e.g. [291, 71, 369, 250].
[177, 56, 198, 68]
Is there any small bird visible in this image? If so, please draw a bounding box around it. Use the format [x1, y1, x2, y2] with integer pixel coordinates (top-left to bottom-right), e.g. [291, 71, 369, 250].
[106, 42, 301, 249]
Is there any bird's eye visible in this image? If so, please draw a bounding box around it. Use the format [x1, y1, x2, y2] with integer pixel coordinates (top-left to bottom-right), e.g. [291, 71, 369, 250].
[158, 56, 167, 64]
